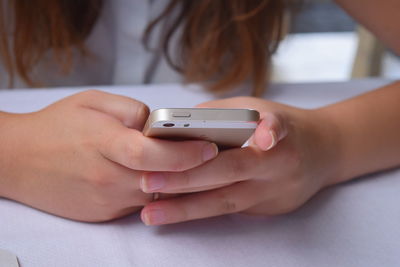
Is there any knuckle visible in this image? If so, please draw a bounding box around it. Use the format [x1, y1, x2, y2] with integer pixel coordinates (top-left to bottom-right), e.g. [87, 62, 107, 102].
[125, 140, 144, 168]
[284, 145, 302, 169]
[226, 154, 248, 181]
[135, 102, 150, 120]
[127, 102, 150, 129]
[217, 192, 239, 214]
[179, 171, 192, 188]
[80, 135, 98, 151]
[80, 167, 98, 183]
[85, 168, 114, 188]
[91, 194, 112, 211]
[81, 89, 101, 99]
[71, 90, 102, 105]
[91, 175, 114, 189]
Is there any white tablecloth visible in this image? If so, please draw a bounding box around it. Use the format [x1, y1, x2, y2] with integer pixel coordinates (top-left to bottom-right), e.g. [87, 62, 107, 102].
[1, 79, 399, 267]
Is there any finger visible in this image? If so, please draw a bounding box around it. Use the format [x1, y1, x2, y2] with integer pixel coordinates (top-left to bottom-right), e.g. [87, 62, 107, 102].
[253, 112, 288, 151]
[92, 159, 153, 206]
[141, 181, 261, 225]
[140, 146, 264, 193]
[98, 159, 143, 191]
[142, 175, 233, 194]
[100, 128, 218, 171]
[197, 99, 289, 151]
[74, 90, 149, 130]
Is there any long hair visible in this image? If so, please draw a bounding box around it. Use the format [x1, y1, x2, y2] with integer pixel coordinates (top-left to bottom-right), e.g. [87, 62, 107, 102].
[0, 0, 289, 94]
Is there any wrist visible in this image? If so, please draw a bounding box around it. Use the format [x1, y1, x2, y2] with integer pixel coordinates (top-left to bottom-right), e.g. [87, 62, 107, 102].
[0, 112, 25, 199]
[312, 105, 360, 187]
[303, 107, 346, 187]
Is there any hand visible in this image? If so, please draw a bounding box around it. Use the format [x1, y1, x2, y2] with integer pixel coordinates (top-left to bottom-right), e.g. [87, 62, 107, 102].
[0, 90, 218, 222]
[140, 97, 341, 225]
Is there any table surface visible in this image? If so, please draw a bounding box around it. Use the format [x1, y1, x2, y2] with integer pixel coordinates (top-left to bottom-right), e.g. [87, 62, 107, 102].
[1, 79, 400, 267]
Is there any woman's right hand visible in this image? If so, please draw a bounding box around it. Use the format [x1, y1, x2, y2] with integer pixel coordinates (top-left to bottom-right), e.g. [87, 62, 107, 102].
[0, 90, 218, 222]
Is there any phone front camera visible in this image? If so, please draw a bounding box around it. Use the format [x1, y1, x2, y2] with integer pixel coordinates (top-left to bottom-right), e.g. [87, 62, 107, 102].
[163, 123, 175, 127]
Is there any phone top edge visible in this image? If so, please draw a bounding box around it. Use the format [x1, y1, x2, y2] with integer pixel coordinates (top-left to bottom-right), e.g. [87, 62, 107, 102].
[150, 121, 258, 129]
[151, 108, 259, 114]
[149, 108, 260, 123]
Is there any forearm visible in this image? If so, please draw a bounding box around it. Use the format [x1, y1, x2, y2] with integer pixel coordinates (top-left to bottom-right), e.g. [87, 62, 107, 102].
[335, 0, 400, 55]
[319, 81, 400, 185]
[0, 111, 16, 198]
[0, 112, 28, 199]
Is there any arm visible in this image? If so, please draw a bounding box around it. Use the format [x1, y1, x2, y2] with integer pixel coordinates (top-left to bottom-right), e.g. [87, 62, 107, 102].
[140, 82, 400, 225]
[335, 0, 400, 54]
[0, 112, 14, 197]
[0, 91, 217, 222]
[320, 81, 400, 184]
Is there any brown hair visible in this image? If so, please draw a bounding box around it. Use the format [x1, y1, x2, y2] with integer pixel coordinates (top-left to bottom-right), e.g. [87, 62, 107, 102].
[0, 0, 289, 94]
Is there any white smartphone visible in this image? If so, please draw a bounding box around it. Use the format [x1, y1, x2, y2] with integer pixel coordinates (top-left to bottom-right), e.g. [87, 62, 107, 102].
[143, 108, 260, 148]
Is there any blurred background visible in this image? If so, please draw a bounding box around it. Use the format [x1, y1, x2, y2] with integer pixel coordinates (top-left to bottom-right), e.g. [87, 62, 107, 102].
[271, 0, 400, 82]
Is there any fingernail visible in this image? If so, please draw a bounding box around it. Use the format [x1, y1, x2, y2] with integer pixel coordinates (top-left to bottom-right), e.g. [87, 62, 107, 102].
[202, 143, 218, 161]
[143, 209, 166, 225]
[266, 130, 277, 150]
[141, 173, 166, 192]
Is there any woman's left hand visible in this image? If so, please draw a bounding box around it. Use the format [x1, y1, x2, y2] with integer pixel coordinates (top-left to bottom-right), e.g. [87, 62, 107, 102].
[140, 97, 342, 225]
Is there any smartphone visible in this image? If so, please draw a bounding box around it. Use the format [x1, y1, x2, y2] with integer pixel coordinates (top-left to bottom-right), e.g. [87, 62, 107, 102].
[143, 108, 260, 148]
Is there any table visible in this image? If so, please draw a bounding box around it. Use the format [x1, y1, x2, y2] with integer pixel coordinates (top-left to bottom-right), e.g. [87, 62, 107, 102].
[1, 79, 399, 267]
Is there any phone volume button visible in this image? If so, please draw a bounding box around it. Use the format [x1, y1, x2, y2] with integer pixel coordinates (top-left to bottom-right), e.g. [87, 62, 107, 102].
[172, 112, 191, 118]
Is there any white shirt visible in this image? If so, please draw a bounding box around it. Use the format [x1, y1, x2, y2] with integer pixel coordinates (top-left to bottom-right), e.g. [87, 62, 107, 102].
[0, 0, 182, 89]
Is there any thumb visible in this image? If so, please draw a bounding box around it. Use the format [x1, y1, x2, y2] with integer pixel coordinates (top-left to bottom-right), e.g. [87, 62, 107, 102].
[251, 112, 288, 151]
[73, 90, 149, 130]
